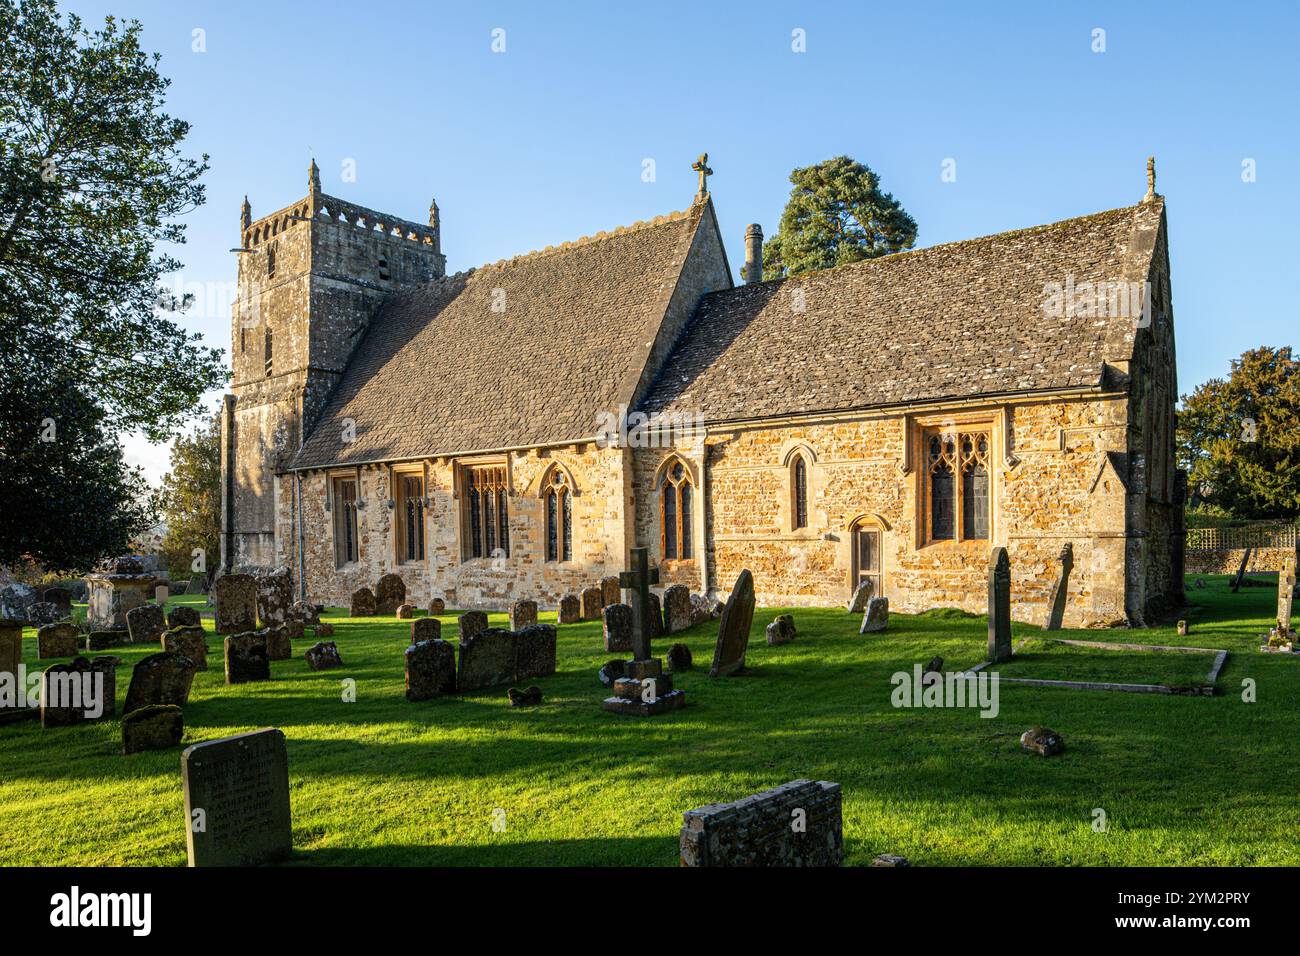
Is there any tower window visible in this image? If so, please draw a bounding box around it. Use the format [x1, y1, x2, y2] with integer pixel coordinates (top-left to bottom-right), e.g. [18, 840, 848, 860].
[378, 257, 391, 281]
[267, 243, 276, 278]
[263, 327, 273, 377]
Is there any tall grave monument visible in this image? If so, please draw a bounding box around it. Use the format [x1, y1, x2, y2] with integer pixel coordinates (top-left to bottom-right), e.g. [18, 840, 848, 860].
[602, 547, 686, 716]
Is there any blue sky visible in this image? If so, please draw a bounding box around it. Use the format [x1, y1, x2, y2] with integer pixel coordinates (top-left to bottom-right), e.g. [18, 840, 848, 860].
[62, 0, 1299, 482]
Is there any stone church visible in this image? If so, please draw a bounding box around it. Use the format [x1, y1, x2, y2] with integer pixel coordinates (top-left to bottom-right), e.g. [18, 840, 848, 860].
[221, 158, 1182, 627]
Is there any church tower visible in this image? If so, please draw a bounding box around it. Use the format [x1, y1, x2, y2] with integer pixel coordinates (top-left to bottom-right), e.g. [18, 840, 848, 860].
[220, 161, 447, 570]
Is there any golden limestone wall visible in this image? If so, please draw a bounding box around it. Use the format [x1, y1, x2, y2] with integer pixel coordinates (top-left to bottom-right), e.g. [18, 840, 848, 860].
[632, 394, 1134, 627]
[278, 444, 629, 610]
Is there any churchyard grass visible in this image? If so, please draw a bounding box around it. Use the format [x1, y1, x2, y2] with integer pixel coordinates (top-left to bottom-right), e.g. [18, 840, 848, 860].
[983, 638, 1218, 686]
[1, 578, 1295, 866]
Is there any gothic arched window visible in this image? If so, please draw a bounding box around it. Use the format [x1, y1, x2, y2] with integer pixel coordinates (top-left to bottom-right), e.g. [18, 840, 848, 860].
[925, 428, 991, 543]
[661, 460, 694, 560]
[545, 470, 572, 562]
[793, 456, 809, 530]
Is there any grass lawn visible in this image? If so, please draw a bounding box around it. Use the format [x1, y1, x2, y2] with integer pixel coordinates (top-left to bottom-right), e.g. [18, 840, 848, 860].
[992, 637, 1220, 687]
[1, 575, 1296, 866]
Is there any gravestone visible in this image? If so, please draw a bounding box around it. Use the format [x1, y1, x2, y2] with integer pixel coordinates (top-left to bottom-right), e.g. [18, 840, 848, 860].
[708, 570, 755, 678]
[1278, 556, 1297, 636]
[316, 622, 335, 637]
[603, 604, 633, 653]
[0, 581, 37, 620]
[859, 597, 889, 634]
[42, 587, 73, 617]
[124, 651, 198, 714]
[350, 587, 376, 617]
[645, 592, 663, 641]
[428, 597, 446, 615]
[264, 625, 292, 661]
[167, 605, 201, 629]
[580, 586, 603, 621]
[288, 601, 320, 625]
[601, 576, 621, 608]
[86, 629, 129, 651]
[690, 592, 722, 626]
[458, 610, 488, 641]
[163, 626, 209, 671]
[666, 642, 692, 672]
[225, 632, 270, 684]
[126, 603, 166, 644]
[510, 599, 538, 631]
[40, 656, 116, 726]
[848, 579, 873, 613]
[411, 617, 441, 643]
[1042, 543, 1074, 630]
[1230, 548, 1253, 593]
[122, 704, 184, 755]
[36, 622, 80, 658]
[987, 547, 1012, 663]
[305, 642, 343, 671]
[663, 584, 693, 633]
[182, 728, 292, 867]
[766, 614, 796, 646]
[27, 602, 62, 627]
[155, 585, 169, 605]
[396, 603, 415, 620]
[514, 624, 557, 681]
[507, 686, 542, 707]
[456, 628, 515, 690]
[557, 594, 581, 624]
[405, 640, 457, 700]
[0, 621, 21, 698]
[254, 566, 293, 626]
[605, 548, 685, 715]
[598, 659, 626, 687]
[679, 779, 843, 867]
[283, 619, 304, 640]
[374, 573, 407, 616]
[213, 574, 257, 634]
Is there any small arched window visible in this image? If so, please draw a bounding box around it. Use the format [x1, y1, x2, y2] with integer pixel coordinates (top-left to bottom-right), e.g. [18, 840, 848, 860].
[545, 470, 572, 562]
[793, 456, 808, 530]
[263, 327, 273, 377]
[661, 460, 694, 560]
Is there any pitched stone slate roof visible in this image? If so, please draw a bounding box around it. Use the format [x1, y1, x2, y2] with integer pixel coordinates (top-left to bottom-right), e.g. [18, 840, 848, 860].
[292, 205, 705, 469]
[639, 199, 1165, 424]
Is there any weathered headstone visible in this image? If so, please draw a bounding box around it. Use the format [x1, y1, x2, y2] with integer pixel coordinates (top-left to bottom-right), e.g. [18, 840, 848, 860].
[122, 704, 184, 755]
[374, 573, 407, 616]
[1020, 726, 1064, 757]
[666, 642, 693, 672]
[36, 622, 80, 658]
[603, 603, 634, 653]
[42, 587, 73, 617]
[305, 641, 343, 671]
[679, 779, 843, 867]
[1277, 555, 1296, 636]
[598, 658, 627, 687]
[510, 599, 538, 631]
[708, 570, 755, 678]
[124, 651, 198, 714]
[86, 629, 129, 651]
[350, 587, 376, 617]
[405, 640, 456, 700]
[766, 613, 796, 646]
[0, 582, 37, 622]
[396, 603, 415, 620]
[288, 601, 320, 625]
[0, 621, 21, 694]
[458, 610, 488, 641]
[507, 685, 543, 707]
[1042, 542, 1074, 630]
[411, 617, 442, 643]
[663, 584, 693, 633]
[690, 592, 722, 626]
[126, 603, 166, 644]
[645, 592, 663, 641]
[428, 597, 446, 615]
[283, 619, 304, 640]
[254, 566, 293, 626]
[155, 585, 170, 605]
[514, 624, 557, 681]
[163, 626, 209, 671]
[1230, 548, 1253, 593]
[581, 586, 603, 621]
[600, 575, 621, 608]
[26, 602, 62, 627]
[213, 573, 258, 634]
[859, 597, 889, 634]
[987, 547, 1012, 663]
[181, 728, 292, 866]
[167, 605, 201, 629]
[557, 593, 581, 624]
[225, 632, 270, 684]
[457, 627, 516, 691]
[315, 621, 335, 637]
[264, 625, 292, 661]
[848, 579, 873, 613]
[40, 656, 116, 725]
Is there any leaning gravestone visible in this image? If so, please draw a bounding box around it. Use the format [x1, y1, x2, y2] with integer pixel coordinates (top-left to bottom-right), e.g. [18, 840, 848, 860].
[213, 574, 257, 634]
[458, 610, 488, 641]
[510, 599, 538, 631]
[350, 587, 376, 617]
[601, 576, 621, 608]
[122, 704, 184, 755]
[580, 586, 603, 621]
[374, 573, 407, 616]
[1278, 555, 1297, 637]
[254, 566, 293, 626]
[225, 632, 270, 684]
[708, 570, 756, 678]
[181, 728, 292, 867]
[988, 547, 1012, 663]
[603, 604, 633, 653]
[411, 617, 442, 643]
[36, 622, 80, 658]
[557, 594, 581, 624]
[163, 626, 209, 671]
[126, 603, 166, 644]
[124, 651, 198, 714]
[848, 579, 873, 614]
[1042, 543, 1073, 630]
[1230, 548, 1253, 593]
[859, 597, 889, 634]
[663, 584, 693, 633]
[405, 640, 457, 700]
[679, 779, 843, 867]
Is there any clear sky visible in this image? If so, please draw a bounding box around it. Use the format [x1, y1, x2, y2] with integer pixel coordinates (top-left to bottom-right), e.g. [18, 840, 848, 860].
[62, 0, 1299, 485]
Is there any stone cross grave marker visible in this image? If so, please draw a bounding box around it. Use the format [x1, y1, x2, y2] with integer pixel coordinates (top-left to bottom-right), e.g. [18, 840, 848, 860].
[1278, 555, 1296, 636]
[1042, 542, 1073, 631]
[618, 547, 659, 662]
[182, 728, 292, 867]
[988, 547, 1012, 663]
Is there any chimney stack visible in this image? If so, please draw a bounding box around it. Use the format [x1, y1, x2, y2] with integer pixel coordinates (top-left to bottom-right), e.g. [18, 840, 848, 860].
[743, 224, 763, 284]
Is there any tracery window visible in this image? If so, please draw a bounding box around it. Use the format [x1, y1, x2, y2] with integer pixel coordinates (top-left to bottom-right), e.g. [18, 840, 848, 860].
[661, 460, 693, 560]
[925, 429, 991, 543]
[396, 473, 425, 563]
[545, 470, 573, 562]
[463, 464, 510, 560]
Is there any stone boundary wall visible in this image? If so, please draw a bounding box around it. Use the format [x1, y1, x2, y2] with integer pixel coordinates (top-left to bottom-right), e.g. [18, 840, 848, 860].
[1186, 547, 1296, 576]
[679, 779, 842, 867]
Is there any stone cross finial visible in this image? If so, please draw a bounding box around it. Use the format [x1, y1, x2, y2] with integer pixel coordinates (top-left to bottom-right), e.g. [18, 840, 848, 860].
[240, 195, 251, 232]
[428, 198, 440, 229]
[692, 153, 713, 199]
[1143, 155, 1157, 203]
[618, 547, 660, 661]
[309, 158, 321, 193]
